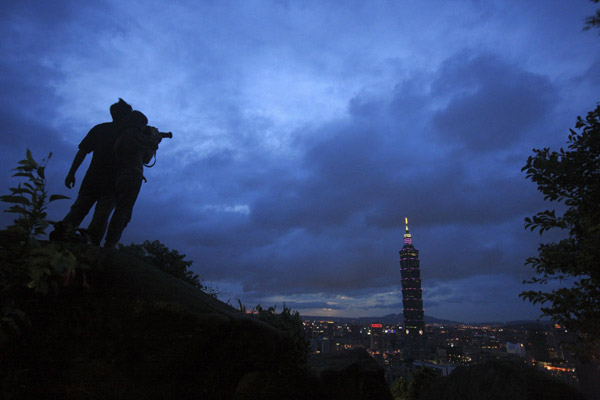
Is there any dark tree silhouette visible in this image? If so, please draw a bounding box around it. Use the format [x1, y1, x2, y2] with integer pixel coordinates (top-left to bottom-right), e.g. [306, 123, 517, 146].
[119, 240, 219, 297]
[520, 105, 600, 355]
[584, 0, 600, 33]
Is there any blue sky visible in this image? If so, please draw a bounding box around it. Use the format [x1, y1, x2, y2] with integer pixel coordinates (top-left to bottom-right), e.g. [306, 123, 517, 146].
[1, 0, 599, 322]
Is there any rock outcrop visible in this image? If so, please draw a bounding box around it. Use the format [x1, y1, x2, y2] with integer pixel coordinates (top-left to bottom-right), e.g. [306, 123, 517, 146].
[1, 248, 392, 399]
[420, 359, 585, 400]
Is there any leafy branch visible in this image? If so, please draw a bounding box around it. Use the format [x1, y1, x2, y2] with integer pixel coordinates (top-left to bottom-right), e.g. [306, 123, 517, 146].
[0, 149, 69, 241]
[1, 149, 89, 343]
[242, 303, 310, 367]
[520, 105, 600, 355]
[119, 240, 220, 298]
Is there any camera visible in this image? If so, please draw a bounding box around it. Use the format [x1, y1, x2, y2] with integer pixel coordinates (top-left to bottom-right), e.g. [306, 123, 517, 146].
[144, 126, 173, 141]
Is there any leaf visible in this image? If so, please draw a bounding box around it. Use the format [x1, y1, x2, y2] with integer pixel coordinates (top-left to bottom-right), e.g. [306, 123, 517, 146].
[0, 195, 31, 206]
[12, 172, 34, 179]
[4, 205, 29, 215]
[37, 166, 45, 180]
[26, 148, 33, 162]
[49, 194, 70, 202]
[10, 187, 33, 196]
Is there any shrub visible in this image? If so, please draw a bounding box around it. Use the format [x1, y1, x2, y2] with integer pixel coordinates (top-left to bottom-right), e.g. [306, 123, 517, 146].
[119, 240, 220, 297]
[0, 150, 88, 343]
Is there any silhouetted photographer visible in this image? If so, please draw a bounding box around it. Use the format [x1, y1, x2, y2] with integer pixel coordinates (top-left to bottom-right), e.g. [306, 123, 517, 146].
[103, 111, 172, 249]
[53, 99, 132, 244]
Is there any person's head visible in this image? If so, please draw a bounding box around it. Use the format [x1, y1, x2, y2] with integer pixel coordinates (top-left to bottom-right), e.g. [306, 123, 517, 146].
[125, 110, 148, 129]
[110, 98, 133, 122]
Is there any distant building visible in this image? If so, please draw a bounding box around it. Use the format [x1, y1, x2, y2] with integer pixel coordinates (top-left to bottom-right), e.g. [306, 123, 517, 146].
[370, 323, 383, 350]
[551, 324, 577, 364]
[399, 218, 426, 359]
[527, 327, 550, 363]
[413, 360, 457, 376]
[321, 322, 335, 353]
[506, 342, 526, 358]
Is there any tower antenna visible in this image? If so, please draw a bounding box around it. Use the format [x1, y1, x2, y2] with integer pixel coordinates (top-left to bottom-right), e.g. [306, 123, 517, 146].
[404, 217, 412, 244]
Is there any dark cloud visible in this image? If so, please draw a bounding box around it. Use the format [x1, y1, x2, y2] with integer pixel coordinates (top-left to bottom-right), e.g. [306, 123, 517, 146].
[251, 123, 389, 232]
[431, 54, 558, 151]
[0, 31, 74, 229]
[580, 57, 600, 86]
[361, 301, 405, 310]
[1, 0, 599, 322]
[1, 0, 81, 26]
[116, 50, 574, 301]
[243, 54, 557, 245]
[271, 301, 347, 311]
[0, 63, 67, 158]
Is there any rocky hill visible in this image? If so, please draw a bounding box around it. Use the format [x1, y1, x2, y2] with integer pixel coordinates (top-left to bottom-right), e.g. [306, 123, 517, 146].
[420, 359, 585, 400]
[1, 246, 392, 399]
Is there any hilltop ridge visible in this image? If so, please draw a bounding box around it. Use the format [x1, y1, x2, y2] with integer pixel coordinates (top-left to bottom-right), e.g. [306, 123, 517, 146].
[0, 245, 392, 399]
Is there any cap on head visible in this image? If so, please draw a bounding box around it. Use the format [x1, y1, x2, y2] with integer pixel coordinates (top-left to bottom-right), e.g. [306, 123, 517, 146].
[126, 110, 148, 128]
[110, 98, 133, 122]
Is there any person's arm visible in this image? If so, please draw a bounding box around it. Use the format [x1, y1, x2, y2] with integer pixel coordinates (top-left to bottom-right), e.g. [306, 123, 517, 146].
[65, 149, 87, 188]
[140, 129, 159, 165]
[142, 149, 156, 165]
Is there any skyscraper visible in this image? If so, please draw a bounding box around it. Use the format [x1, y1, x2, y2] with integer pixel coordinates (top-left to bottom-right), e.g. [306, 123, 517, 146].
[370, 323, 383, 351]
[399, 218, 426, 359]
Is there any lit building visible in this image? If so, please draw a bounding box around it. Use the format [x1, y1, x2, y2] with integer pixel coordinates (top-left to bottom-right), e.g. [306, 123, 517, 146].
[399, 218, 426, 359]
[506, 342, 526, 358]
[370, 323, 383, 350]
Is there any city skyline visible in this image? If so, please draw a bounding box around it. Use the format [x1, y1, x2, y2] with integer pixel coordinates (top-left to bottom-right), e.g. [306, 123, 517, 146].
[1, 1, 599, 322]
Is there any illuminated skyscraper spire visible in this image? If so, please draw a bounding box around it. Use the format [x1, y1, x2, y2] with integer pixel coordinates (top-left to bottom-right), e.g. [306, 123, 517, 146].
[399, 217, 426, 359]
[404, 217, 412, 245]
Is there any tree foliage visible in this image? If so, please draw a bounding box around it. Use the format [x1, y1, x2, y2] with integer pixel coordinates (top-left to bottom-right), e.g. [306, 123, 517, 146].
[119, 240, 220, 297]
[390, 368, 440, 400]
[239, 302, 310, 367]
[584, 0, 600, 33]
[390, 376, 409, 400]
[0, 149, 68, 241]
[419, 360, 584, 400]
[1, 150, 89, 343]
[520, 105, 600, 355]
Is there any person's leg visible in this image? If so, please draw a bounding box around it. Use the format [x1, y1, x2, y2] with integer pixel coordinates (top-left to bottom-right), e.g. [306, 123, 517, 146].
[104, 171, 142, 248]
[50, 191, 96, 242]
[87, 193, 116, 246]
[61, 191, 97, 228]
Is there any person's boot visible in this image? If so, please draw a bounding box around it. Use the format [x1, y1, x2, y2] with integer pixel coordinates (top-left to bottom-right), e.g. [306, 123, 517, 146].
[75, 228, 92, 244]
[49, 221, 67, 242]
